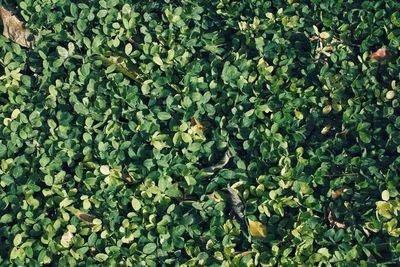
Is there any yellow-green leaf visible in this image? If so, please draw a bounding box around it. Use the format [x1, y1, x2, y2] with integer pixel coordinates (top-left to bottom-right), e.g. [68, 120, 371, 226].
[319, 32, 330, 39]
[382, 190, 390, 201]
[131, 197, 141, 211]
[248, 220, 267, 238]
[100, 165, 110, 175]
[13, 233, 22, 246]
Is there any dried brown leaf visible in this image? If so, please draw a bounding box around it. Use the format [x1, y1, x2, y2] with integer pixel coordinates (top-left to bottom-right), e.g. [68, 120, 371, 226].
[332, 188, 344, 200]
[370, 48, 392, 62]
[0, 7, 34, 48]
[191, 116, 206, 131]
[123, 174, 132, 183]
[328, 210, 346, 229]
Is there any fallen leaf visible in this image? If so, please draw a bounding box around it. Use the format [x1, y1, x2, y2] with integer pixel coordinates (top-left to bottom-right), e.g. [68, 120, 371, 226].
[123, 174, 132, 183]
[332, 188, 344, 200]
[95, 55, 143, 84]
[227, 183, 245, 220]
[75, 210, 95, 226]
[370, 48, 392, 62]
[201, 150, 232, 175]
[328, 210, 346, 229]
[0, 7, 35, 48]
[248, 220, 267, 238]
[191, 116, 206, 132]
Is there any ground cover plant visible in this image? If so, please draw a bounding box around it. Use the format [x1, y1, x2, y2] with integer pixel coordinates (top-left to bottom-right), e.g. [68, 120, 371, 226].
[1, 0, 400, 266]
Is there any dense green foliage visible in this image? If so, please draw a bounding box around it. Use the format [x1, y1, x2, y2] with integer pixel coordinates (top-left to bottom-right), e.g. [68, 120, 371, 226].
[1, 0, 400, 266]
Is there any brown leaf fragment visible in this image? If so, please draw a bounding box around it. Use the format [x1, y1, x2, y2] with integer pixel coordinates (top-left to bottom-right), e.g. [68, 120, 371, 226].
[0, 7, 35, 48]
[331, 188, 344, 200]
[75, 210, 95, 226]
[370, 48, 392, 62]
[191, 116, 206, 132]
[328, 210, 346, 229]
[123, 175, 132, 183]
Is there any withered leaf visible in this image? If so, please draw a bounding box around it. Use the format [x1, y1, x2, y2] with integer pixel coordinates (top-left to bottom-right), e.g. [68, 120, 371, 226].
[123, 173, 132, 183]
[191, 116, 206, 132]
[202, 150, 232, 175]
[248, 220, 267, 238]
[328, 210, 346, 229]
[227, 183, 245, 220]
[331, 188, 344, 200]
[75, 210, 95, 226]
[95, 55, 143, 84]
[370, 48, 392, 62]
[0, 7, 35, 48]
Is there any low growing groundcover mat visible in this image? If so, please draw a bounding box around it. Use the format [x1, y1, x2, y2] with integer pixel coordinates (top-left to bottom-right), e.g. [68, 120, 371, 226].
[1, 0, 400, 266]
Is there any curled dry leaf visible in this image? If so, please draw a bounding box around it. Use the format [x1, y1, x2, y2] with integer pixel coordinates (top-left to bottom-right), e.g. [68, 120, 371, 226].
[328, 210, 346, 229]
[332, 188, 344, 200]
[0, 7, 35, 48]
[191, 116, 206, 138]
[202, 150, 232, 175]
[123, 173, 133, 183]
[191, 116, 206, 132]
[75, 210, 95, 226]
[227, 183, 245, 220]
[95, 55, 143, 84]
[370, 48, 392, 62]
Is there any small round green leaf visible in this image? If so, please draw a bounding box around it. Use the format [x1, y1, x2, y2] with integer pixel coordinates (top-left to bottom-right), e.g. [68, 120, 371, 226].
[157, 112, 171, 121]
[143, 243, 157, 254]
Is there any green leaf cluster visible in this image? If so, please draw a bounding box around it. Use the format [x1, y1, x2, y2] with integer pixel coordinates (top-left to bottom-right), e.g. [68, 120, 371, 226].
[1, 0, 400, 266]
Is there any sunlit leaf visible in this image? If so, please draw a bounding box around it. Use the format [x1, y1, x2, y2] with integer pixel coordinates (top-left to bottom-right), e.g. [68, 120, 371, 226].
[248, 220, 267, 238]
